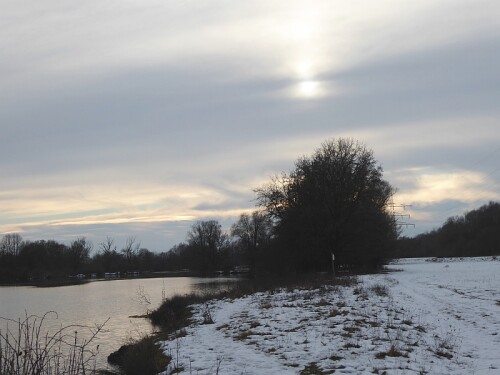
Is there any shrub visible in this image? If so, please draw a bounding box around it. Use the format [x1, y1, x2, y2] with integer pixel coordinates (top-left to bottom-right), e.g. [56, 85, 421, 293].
[0, 312, 105, 375]
[370, 283, 390, 297]
[108, 336, 170, 375]
[148, 294, 201, 330]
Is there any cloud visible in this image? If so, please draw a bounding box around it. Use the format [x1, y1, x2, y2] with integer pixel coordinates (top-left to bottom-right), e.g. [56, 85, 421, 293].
[2, 0, 500, 249]
[396, 169, 499, 205]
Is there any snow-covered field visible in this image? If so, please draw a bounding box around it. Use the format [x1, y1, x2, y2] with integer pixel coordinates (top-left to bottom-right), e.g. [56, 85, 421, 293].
[160, 257, 499, 374]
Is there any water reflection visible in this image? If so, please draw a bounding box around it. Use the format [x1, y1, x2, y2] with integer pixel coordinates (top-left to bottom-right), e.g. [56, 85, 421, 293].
[0, 276, 239, 370]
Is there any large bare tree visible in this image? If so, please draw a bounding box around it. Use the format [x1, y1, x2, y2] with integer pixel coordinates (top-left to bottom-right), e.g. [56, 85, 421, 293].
[255, 138, 397, 272]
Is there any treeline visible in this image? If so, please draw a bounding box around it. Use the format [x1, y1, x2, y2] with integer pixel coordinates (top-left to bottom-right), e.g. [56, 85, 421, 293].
[1, 138, 400, 282]
[0, 232, 233, 283]
[0, 215, 271, 283]
[0, 236, 156, 283]
[395, 201, 500, 258]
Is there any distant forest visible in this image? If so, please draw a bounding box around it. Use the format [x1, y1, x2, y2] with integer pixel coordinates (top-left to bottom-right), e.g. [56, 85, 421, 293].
[2, 200, 498, 284]
[395, 201, 500, 258]
[1, 139, 499, 284]
[0, 230, 247, 284]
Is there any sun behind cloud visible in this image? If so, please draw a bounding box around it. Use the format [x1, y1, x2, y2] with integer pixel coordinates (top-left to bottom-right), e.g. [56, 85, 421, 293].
[294, 80, 324, 99]
[289, 59, 327, 99]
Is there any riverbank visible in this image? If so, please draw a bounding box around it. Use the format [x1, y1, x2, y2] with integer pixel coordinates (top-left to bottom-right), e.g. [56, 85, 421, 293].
[1, 275, 243, 374]
[153, 257, 499, 374]
[0, 270, 200, 288]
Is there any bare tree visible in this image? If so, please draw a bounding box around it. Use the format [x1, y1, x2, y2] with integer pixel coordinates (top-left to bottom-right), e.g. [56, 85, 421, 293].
[69, 237, 92, 273]
[231, 211, 272, 275]
[99, 236, 117, 254]
[187, 220, 228, 274]
[0, 233, 24, 256]
[121, 236, 140, 267]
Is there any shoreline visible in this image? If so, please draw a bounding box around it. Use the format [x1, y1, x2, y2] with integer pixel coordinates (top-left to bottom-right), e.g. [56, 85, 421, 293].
[0, 270, 225, 288]
[151, 257, 499, 374]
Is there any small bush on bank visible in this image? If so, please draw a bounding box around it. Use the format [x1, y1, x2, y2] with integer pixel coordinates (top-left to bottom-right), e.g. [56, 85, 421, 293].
[107, 336, 170, 375]
[148, 294, 203, 331]
[110, 294, 205, 374]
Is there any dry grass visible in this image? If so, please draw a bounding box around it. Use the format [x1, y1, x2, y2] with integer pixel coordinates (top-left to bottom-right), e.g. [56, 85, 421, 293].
[0, 312, 106, 375]
[375, 344, 406, 359]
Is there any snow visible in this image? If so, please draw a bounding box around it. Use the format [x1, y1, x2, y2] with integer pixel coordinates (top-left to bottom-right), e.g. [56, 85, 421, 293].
[160, 257, 500, 374]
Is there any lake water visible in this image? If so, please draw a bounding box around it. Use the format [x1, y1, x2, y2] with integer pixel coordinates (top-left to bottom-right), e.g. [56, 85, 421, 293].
[0, 276, 237, 370]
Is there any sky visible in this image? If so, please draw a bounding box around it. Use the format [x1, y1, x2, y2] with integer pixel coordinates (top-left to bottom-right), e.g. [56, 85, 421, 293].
[1, 0, 500, 252]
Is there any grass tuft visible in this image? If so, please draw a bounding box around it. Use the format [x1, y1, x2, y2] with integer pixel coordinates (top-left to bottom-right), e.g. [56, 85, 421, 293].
[329, 354, 343, 361]
[370, 283, 390, 297]
[234, 330, 254, 341]
[299, 362, 334, 375]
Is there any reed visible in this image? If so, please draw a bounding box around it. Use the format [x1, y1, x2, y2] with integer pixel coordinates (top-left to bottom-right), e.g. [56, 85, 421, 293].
[0, 311, 107, 375]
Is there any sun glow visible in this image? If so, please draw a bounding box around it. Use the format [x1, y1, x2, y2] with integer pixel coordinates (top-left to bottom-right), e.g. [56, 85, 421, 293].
[294, 80, 324, 99]
[275, 4, 328, 101]
[294, 61, 315, 80]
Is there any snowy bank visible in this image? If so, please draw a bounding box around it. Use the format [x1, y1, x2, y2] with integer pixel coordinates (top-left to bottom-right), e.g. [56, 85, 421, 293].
[159, 257, 499, 374]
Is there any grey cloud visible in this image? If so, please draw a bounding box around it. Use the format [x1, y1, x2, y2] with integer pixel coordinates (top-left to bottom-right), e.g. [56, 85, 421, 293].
[326, 36, 500, 122]
[2, 2, 500, 250]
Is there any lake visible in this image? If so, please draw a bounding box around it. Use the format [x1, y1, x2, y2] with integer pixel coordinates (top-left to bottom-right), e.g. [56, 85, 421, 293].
[0, 276, 237, 370]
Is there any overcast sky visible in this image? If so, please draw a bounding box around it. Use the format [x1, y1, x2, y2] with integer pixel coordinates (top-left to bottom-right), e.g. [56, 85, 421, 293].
[1, 0, 500, 251]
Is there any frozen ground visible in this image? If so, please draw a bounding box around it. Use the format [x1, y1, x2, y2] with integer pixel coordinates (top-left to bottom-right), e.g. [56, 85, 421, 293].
[160, 257, 499, 374]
